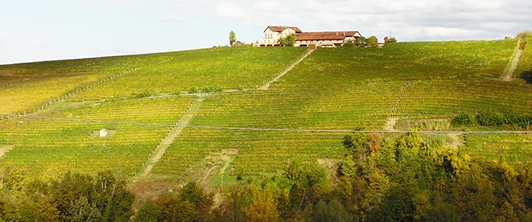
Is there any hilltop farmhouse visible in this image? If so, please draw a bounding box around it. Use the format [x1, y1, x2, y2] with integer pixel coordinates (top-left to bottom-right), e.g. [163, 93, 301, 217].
[257, 26, 362, 47]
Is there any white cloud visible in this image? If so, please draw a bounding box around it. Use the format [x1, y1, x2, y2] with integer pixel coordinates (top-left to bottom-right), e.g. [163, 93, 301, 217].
[2, 0, 532, 64]
[161, 15, 186, 22]
[210, 0, 532, 41]
[215, 2, 249, 20]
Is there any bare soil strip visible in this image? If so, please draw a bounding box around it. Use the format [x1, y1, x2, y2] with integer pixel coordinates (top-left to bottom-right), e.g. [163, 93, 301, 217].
[502, 40, 525, 81]
[0, 145, 14, 158]
[200, 149, 238, 187]
[445, 133, 465, 149]
[133, 96, 205, 181]
[258, 49, 314, 90]
[383, 117, 399, 131]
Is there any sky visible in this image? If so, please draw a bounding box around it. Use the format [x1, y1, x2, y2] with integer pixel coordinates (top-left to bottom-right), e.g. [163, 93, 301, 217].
[1, 0, 531, 65]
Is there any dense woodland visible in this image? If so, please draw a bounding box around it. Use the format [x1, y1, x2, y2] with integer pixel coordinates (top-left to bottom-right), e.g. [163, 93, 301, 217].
[2, 132, 532, 221]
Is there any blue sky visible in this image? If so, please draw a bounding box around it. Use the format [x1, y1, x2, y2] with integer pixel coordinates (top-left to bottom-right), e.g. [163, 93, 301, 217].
[1, 0, 531, 65]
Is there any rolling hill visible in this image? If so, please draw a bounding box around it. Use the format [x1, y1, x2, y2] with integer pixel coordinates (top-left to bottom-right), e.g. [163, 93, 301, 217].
[1, 40, 531, 186]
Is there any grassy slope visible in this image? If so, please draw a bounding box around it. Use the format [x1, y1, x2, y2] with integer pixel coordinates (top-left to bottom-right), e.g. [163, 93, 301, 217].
[2, 40, 532, 181]
[68, 47, 307, 100]
[0, 52, 174, 114]
[155, 40, 532, 180]
[0, 97, 194, 177]
[0, 47, 307, 177]
[0, 47, 306, 113]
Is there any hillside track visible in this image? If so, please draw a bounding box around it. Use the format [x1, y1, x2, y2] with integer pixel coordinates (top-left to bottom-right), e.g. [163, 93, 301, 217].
[258, 49, 313, 90]
[133, 96, 205, 181]
[502, 40, 525, 81]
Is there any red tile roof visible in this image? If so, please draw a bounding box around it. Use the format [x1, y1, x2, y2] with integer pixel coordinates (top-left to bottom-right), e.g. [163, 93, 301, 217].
[296, 31, 360, 41]
[264, 26, 302, 33]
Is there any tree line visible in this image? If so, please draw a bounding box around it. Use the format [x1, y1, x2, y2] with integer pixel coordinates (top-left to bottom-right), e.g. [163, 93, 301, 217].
[2, 132, 532, 221]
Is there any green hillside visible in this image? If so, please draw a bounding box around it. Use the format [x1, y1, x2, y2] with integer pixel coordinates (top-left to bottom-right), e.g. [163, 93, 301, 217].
[1, 40, 532, 183]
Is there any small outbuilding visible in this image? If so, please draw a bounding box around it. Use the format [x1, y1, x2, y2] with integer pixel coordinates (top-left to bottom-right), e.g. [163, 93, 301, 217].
[99, 129, 108, 137]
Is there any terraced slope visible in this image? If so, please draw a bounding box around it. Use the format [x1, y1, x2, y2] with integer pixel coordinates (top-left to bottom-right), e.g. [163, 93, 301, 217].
[68, 47, 307, 100]
[0, 97, 194, 177]
[153, 40, 532, 182]
[1, 40, 531, 183]
[0, 47, 307, 114]
[0, 53, 175, 114]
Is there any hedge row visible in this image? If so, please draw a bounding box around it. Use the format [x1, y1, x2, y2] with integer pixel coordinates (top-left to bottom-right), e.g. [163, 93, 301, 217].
[452, 112, 532, 128]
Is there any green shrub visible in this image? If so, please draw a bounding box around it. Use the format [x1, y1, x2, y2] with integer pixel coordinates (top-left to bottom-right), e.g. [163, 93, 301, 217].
[367, 36, 379, 48]
[131, 92, 152, 99]
[451, 113, 475, 126]
[477, 111, 505, 126]
[201, 85, 222, 93]
[505, 114, 532, 128]
[188, 87, 199, 94]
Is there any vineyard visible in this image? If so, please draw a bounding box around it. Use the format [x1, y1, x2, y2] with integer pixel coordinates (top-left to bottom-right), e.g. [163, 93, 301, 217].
[0, 96, 194, 178]
[1, 39, 532, 184]
[515, 39, 532, 82]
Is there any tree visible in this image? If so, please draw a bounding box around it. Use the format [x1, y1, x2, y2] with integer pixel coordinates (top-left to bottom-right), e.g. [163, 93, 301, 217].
[229, 31, 236, 45]
[343, 40, 355, 48]
[66, 196, 102, 222]
[134, 200, 158, 222]
[242, 184, 279, 221]
[285, 161, 326, 217]
[279, 33, 296, 46]
[367, 36, 378, 47]
[155, 194, 197, 222]
[92, 171, 134, 221]
[516, 30, 532, 40]
[384, 36, 397, 44]
[355, 36, 366, 46]
[313, 199, 352, 222]
[179, 182, 214, 221]
[365, 186, 416, 222]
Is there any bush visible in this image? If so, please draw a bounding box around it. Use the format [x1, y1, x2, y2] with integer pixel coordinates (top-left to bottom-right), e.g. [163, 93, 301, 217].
[279, 33, 296, 46]
[477, 111, 505, 126]
[201, 85, 223, 93]
[451, 113, 475, 126]
[188, 87, 199, 94]
[455, 112, 532, 128]
[343, 40, 356, 48]
[131, 92, 153, 99]
[505, 114, 532, 128]
[367, 36, 379, 48]
[516, 30, 532, 40]
[356, 36, 366, 46]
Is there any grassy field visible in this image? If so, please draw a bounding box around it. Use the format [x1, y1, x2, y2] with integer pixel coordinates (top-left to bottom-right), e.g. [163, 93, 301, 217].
[1, 40, 531, 181]
[68, 47, 307, 100]
[0, 47, 306, 114]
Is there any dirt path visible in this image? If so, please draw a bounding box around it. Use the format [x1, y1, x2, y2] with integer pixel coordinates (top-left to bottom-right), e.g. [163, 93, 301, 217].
[258, 50, 313, 90]
[388, 81, 411, 118]
[0, 145, 14, 158]
[445, 133, 465, 149]
[200, 149, 238, 187]
[133, 96, 205, 181]
[502, 40, 524, 81]
[383, 117, 399, 131]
